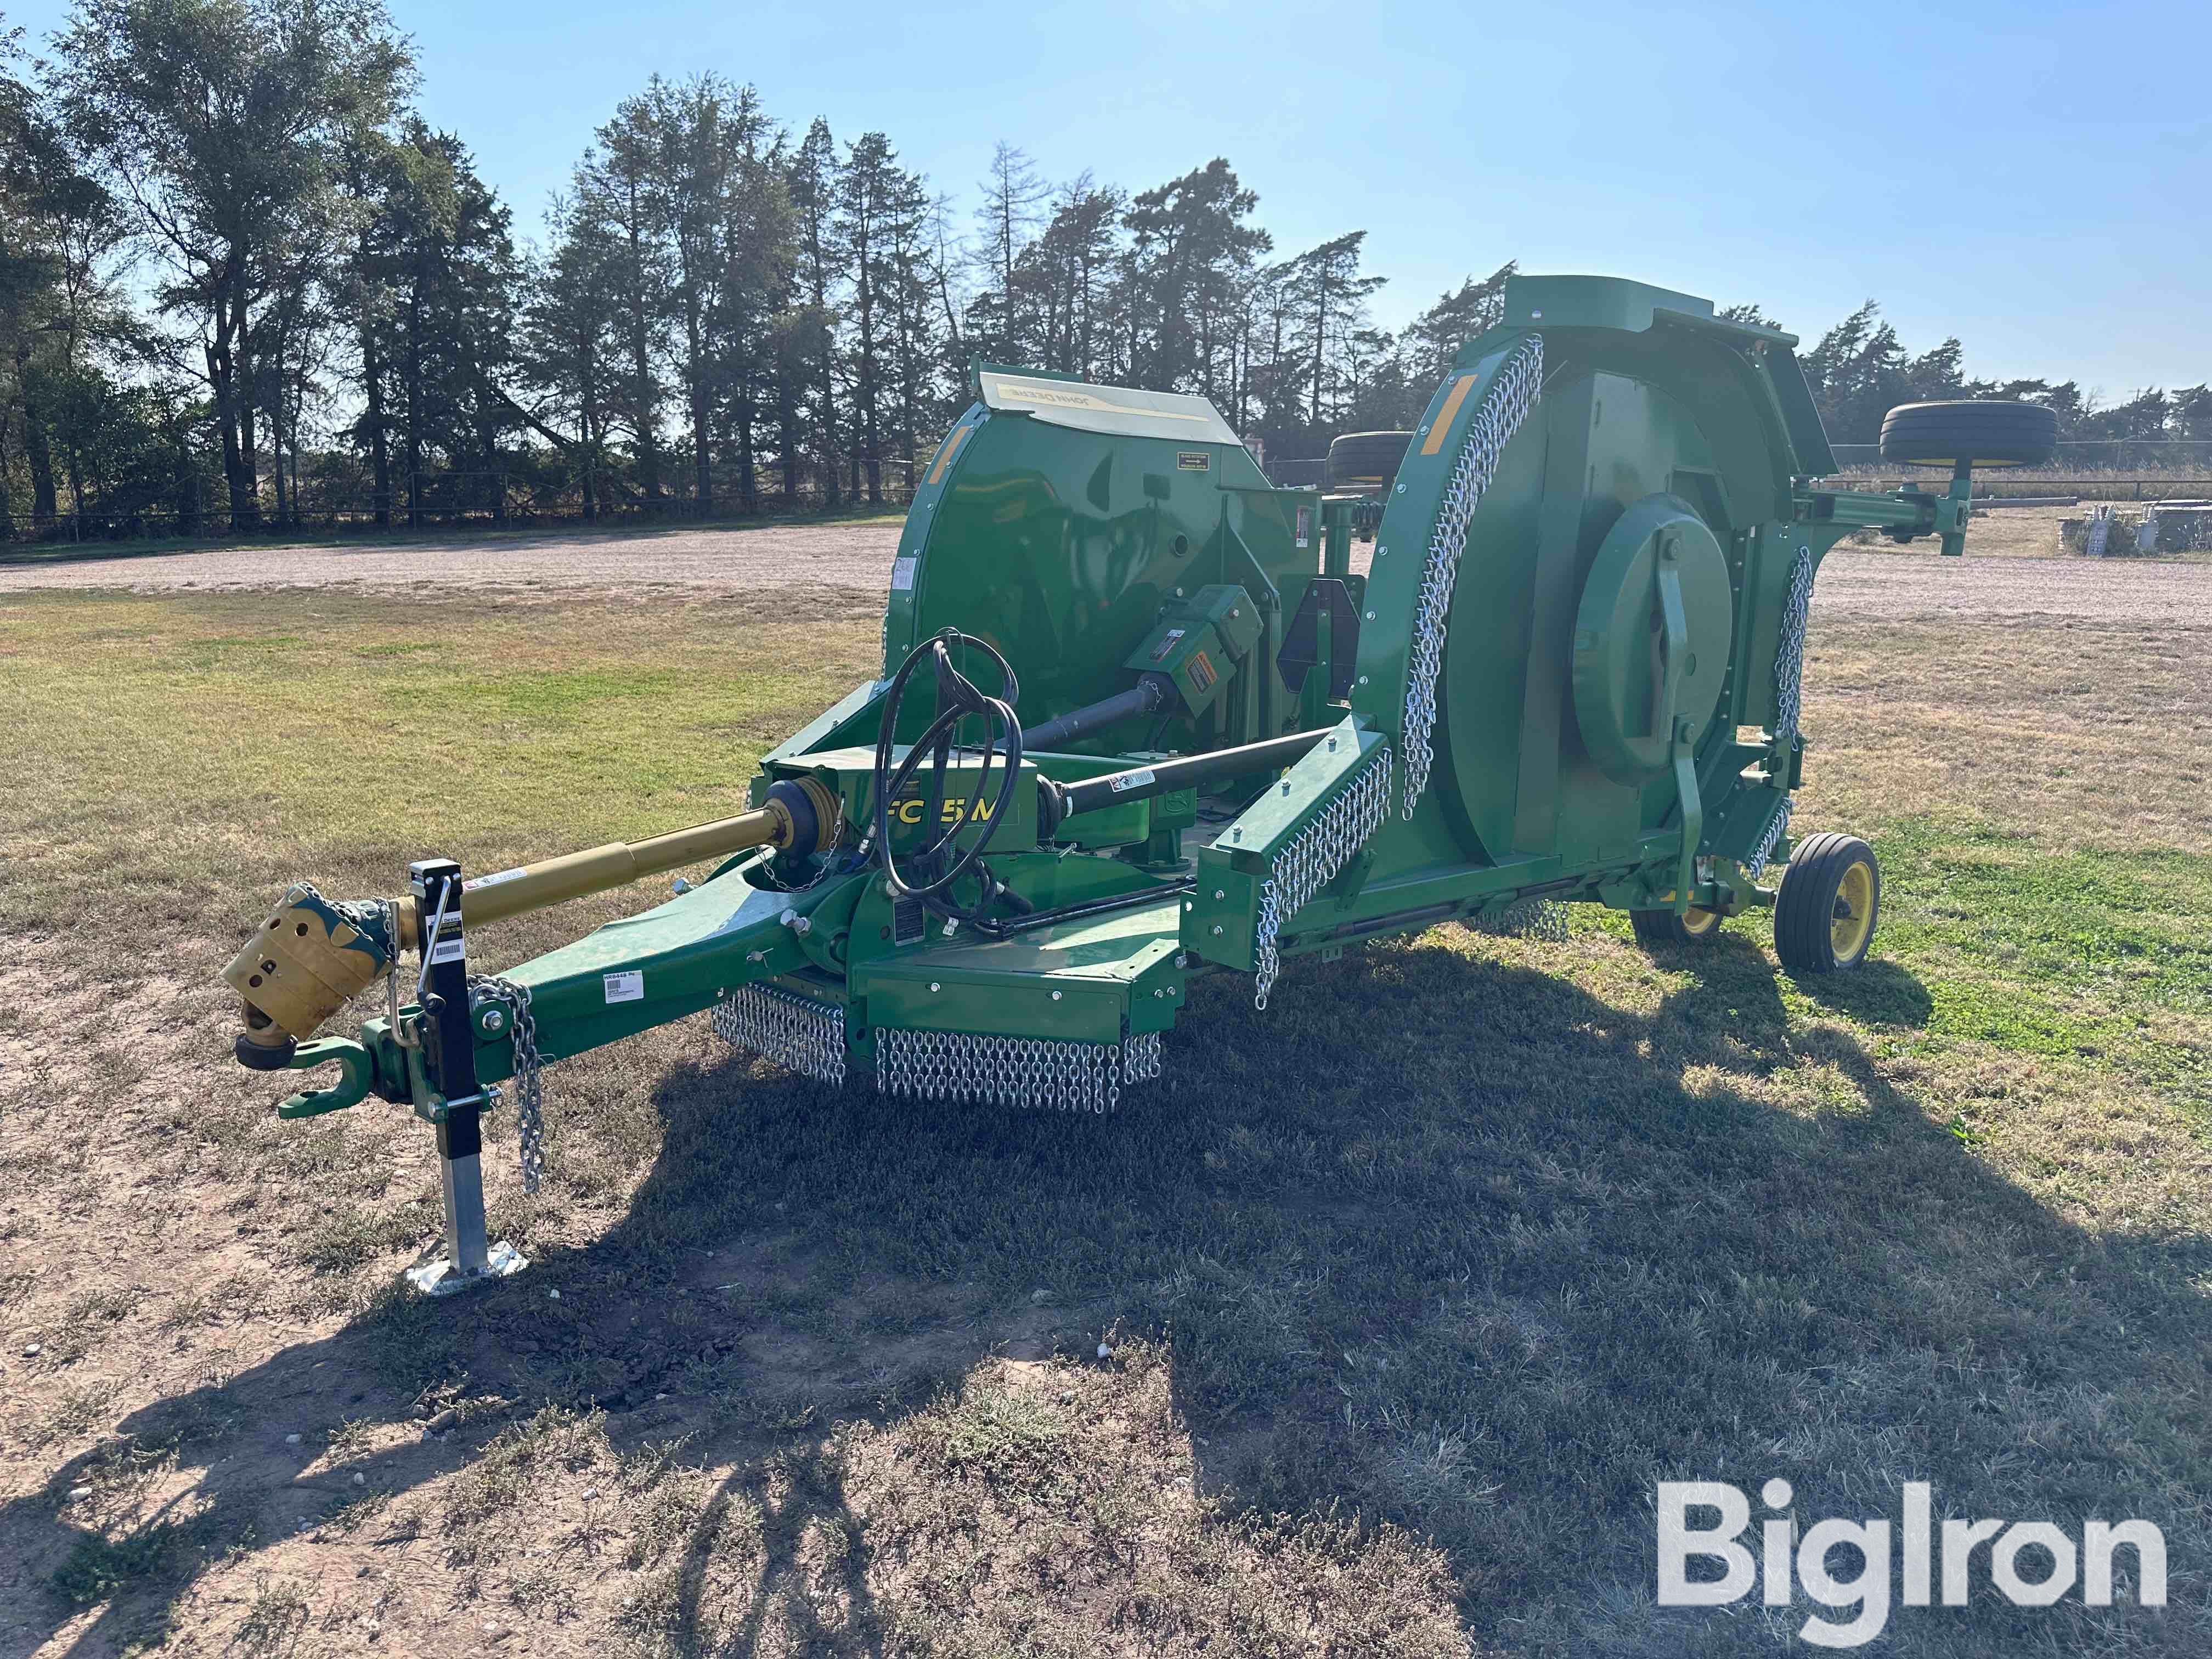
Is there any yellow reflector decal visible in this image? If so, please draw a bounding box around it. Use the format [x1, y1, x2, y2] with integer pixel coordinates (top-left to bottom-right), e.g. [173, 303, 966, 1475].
[1421, 375, 1477, 455]
[926, 423, 972, 487]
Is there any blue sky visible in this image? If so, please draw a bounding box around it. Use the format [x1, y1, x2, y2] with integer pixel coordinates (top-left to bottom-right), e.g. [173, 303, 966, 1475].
[13, 0, 2208, 397]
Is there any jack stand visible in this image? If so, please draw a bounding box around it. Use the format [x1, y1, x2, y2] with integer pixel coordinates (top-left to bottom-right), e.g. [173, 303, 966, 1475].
[402, 859, 528, 1297]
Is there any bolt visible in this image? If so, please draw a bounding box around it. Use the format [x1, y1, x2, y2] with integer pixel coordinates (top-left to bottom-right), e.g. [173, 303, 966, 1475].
[1214, 889, 1225, 900]
[482, 1008, 506, 1033]
[1327, 737, 1337, 750]
[1211, 925, 1224, 936]
[1232, 828, 1242, 840]
[1281, 782, 1291, 795]
[1365, 610, 1375, 620]
[1395, 483, 1406, 494]
[1358, 675, 1369, 686]
[928, 981, 939, 992]
[1051, 990, 1062, 1001]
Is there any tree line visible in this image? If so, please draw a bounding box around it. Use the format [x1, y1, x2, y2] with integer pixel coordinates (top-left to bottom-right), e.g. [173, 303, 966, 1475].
[4, 0, 2206, 542]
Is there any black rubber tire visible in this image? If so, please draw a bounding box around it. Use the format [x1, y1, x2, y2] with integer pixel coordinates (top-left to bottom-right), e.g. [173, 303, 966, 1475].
[1325, 431, 1414, 492]
[1269, 458, 1327, 488]
[1773, 832, 1881, 975]
[1878, 400, 2058, 469]
[1631, 905, 1725, 949]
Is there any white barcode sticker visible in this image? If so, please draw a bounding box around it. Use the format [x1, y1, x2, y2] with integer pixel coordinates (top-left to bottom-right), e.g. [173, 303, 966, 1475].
[1108, 768, 1155, 794]
[890, 556, 918, 591]
[603, 970, 644, 1004]
[465, 866, 527, 890]
[429, 935, 467, 964]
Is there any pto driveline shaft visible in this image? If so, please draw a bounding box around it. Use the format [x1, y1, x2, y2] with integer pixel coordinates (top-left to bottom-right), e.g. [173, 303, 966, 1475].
[1049, 728, 1333, 823]
[394, 777, 836, 946]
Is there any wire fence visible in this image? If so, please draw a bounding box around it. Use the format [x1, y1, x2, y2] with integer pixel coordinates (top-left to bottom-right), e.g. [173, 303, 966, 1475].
[1828, 440, 2212, 474]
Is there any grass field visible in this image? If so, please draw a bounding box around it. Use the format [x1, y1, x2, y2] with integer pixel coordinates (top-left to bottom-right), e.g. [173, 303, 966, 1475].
[2, 533, 2209, 1657]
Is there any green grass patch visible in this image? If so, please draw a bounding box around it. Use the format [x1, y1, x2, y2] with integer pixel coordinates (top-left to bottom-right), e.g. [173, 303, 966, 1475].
[1870, 817, 2212, 1095]
[49, 1523, 182, 1606]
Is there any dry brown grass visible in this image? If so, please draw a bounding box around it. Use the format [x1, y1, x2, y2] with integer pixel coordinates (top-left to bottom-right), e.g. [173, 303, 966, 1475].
[1802, 616, 2212, 850]
[2, 547, 2209, 1656]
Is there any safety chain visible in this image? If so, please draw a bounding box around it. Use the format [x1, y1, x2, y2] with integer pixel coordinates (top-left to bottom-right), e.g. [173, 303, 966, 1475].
[468, 975, 545, 1195]
[1749, 542, 1817, 877]
[713, 982, 847, 1086]
[874, 1026, 1161, 1114]
[1469, 895, 1570, 943]
[1252, 746, 1395, 1011]
[1401, 335, 1544, 819]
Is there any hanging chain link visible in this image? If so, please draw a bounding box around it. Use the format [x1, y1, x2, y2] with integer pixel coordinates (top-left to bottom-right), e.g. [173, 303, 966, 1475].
[1401, 336, 1545, 819]
[467, 975, 544, 1194]
[1252, 745, 1394, 1011]
[713, 981, 847, 1085]
[874, 1026, 1161, 1114]
[1748, 542, 1817, 878]
[1467, 895, 1571, 943]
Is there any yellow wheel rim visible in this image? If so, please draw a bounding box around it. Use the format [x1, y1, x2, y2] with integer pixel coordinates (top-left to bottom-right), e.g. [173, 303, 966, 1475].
[1830, 861, 1875, 960]
[1681, 905, 1722, 938]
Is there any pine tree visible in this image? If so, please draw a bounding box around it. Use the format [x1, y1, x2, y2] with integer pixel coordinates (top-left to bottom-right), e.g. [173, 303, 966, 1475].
[575, 96, 674, 502]
[787, 117, 842, 506]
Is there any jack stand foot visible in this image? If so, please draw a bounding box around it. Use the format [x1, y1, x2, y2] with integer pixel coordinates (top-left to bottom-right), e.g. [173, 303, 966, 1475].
[405, 1240, 528, 1297]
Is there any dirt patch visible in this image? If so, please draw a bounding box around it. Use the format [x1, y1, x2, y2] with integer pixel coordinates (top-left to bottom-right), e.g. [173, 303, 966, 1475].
[0, 520, 904, 600]
[15, 509, 2202, 636]
[12, 504, 2204, 632]
[1814, 545, 2212, 627]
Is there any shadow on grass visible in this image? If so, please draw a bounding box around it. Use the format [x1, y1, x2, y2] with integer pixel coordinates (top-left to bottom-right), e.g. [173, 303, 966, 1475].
[1788, 956, 1937, 1027]
[8, 929, 2205, 1655]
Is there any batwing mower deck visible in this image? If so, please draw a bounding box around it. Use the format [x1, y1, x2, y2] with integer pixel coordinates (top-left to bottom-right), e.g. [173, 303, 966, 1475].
[219, 273, 2055, 1293]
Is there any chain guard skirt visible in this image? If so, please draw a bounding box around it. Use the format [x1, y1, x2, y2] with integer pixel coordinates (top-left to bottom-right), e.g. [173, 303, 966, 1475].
[716, 983, 1163, 1113]
[714, 983, 848, 1086]
[876, 1027, 1161, 1115]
